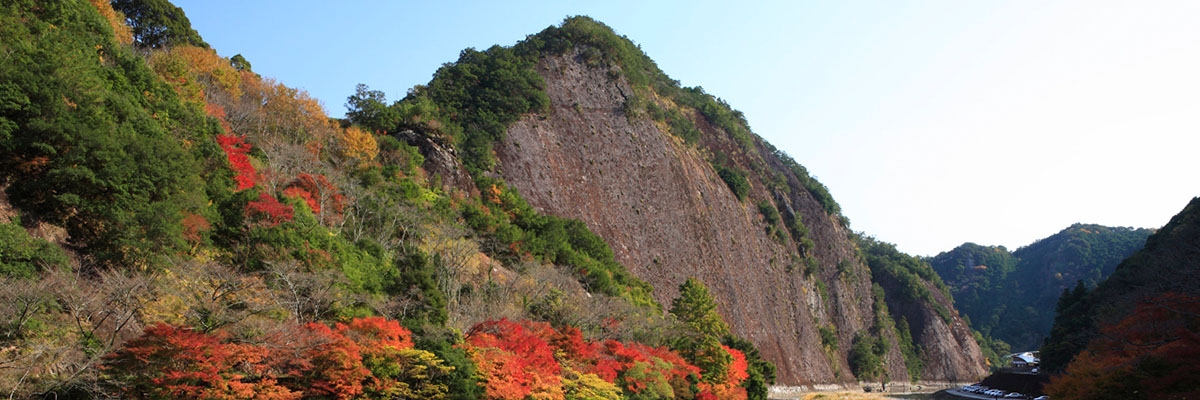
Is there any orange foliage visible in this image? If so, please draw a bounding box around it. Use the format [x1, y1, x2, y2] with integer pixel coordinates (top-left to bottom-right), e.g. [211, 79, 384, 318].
[487, 184, 504, 205]
[242, 76, 339, 145]
[295, 322, 371, 399]
[462, 319, 755, 400]
[466, 319, 564, 399]
[206, 103, 233, 133]
[103, 323, 300, 400]
[172, 46, 242, 99]
[181, 211, 210, 244]
[724, 345, 749, 384]
[106, 317, 428, 400]
[695, 346, 749, 400]
[1045, 292, 1200, 400]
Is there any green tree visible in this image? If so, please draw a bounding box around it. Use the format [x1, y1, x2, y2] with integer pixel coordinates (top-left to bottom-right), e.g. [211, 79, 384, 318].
[110, 0, 209, 48]
[716, 165, 750, 201]
[669, 278, 732, 385]
[230, 54, 251, 71]
[0, 219, 68, 278]
[346, 83, 400, 133]
[848, 333, 885, 382]
[670, 278, 729, 337]
[1, 0, 211, 268]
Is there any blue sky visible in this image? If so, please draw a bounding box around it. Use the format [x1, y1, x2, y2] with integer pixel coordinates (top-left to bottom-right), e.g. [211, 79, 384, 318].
[175, 1, 1200, 256]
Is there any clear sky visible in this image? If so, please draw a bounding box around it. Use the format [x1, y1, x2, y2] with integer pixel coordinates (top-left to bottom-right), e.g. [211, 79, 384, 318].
[175, 0, 1200, 256]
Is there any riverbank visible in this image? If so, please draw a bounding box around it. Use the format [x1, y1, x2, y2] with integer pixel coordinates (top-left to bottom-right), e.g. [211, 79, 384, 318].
[769, 381, 963, 400]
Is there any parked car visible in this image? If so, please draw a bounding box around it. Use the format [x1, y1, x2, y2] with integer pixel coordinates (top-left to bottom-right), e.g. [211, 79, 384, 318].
[1004, 393, 1024, 398]
[1033, 397, 1050, 400]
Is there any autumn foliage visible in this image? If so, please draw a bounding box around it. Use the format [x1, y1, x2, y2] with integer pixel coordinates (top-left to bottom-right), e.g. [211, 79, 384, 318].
[216, 134, 259, 191]
[283, 173, 345, 217]
[105, 317, 452, 400]
[103, 323, 299, 400]
[464, 318, 749, 400]
[1044, 292, 1200, 400]
[339, 126, 380, 167]
[244, 193, 293, 227]
[87, 0, 133, 45]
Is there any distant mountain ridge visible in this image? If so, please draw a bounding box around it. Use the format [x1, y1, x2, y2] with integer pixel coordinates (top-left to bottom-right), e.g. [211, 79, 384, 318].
[928, 224, 1153, 354]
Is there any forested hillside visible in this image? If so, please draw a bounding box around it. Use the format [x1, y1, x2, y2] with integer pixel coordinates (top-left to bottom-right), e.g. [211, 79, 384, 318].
[0, 0, 985, 397]
[1040, 198, 1200, 399]
[928, 224, 1152, 362]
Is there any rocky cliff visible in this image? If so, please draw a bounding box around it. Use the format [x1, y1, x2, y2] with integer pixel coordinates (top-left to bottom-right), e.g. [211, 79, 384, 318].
[473, 33, 988, 385]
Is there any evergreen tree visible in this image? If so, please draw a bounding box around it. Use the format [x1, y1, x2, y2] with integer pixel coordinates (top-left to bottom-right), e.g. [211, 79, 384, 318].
[670, 277, 730, 337]
[668, 278, 732, 384]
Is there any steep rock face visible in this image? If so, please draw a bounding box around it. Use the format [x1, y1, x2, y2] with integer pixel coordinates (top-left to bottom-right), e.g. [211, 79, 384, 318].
[873, 269, 990, 381]
[492, 51, 987, 384]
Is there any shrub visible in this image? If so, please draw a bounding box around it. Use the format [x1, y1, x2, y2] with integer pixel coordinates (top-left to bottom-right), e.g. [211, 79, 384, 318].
[0, 219, 68, 278]
[716, 165, 750, 201]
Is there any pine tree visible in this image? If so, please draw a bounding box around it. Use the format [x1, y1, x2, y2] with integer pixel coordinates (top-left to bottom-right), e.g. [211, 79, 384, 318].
[670, 277, 730, 337]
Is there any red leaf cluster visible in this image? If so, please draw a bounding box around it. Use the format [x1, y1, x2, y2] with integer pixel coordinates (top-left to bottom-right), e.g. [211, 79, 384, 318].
[244, 192, 293, 227]
[282, 173, 345, 217]
[103, 323, 299, 400]
[105, 317, 419, 400]
[464, 318, 749, 400]
[216, 134, 259, 191]
[181, 211, 211, 244]
[723, 345, 749, 384]
[696, 346, 749, 400]
[465, 319, 563, 399]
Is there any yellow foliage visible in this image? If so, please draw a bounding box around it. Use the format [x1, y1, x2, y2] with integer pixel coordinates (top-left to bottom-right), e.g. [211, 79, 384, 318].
[87, 0, 132, 45]
[562, 368, 621, 400]
[244, 76, 339, 144]
[170, 46, 243, 99]
[139, 262, 276, 329]
[148, 46, 244, 108]
[368, 347, 455, 399]
[339, 126, 379, 167]
[149, 50, 205, 105]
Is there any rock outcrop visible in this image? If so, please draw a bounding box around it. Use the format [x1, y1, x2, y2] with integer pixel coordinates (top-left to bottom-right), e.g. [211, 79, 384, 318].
[490, 50, 988, 385]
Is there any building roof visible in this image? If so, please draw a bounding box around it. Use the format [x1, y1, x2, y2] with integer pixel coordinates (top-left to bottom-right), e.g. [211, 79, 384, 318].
[1006, 352, 1039, 364]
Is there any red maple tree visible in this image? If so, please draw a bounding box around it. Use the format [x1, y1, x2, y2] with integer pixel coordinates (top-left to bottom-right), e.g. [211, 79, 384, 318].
[103, 323, 299, 400]
[216, 134, 259, 191]
[244, 193, 293, 227]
